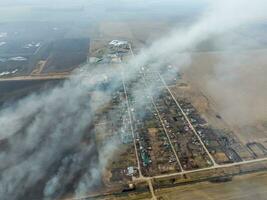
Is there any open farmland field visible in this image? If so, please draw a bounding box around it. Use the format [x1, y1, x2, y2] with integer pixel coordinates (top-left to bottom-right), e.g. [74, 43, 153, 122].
[154, 172, 267, 200]
[181, 49, 267, 153]
[90, 171, 267, 200]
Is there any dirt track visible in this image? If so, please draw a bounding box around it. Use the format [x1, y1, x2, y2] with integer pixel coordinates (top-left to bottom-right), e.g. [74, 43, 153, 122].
[0, 74, 70, 82]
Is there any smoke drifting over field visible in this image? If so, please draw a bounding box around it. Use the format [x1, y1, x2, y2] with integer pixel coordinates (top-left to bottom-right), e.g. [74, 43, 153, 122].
[133, 0, 267, 125]
[0, 0, 266, 199]
[0, 71, 121, 199]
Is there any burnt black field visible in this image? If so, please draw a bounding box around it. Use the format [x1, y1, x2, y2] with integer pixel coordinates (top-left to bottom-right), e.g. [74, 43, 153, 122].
[42, 38, 90, 73]
[0, 79, 63, 107]
[0, 77, 104, 199]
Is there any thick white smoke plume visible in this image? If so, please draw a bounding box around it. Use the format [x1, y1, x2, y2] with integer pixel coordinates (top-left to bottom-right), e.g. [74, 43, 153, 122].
[132, 0, 267, 65]
[131, 0, 267, 125]
[0, 0, 266, 199]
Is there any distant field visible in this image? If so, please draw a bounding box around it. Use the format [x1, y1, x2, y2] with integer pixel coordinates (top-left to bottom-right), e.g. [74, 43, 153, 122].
[0, 39, 42, 76]
[0, 21, 91, 77]
[98, 21, 176, 48]
[0, 38, 89, 76]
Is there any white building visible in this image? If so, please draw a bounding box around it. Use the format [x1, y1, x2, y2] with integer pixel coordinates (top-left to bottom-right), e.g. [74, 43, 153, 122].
[109, 40, 129, 49]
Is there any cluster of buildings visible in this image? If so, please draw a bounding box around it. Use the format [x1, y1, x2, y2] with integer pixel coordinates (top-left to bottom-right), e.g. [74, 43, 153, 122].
[89, 40, 130, 64]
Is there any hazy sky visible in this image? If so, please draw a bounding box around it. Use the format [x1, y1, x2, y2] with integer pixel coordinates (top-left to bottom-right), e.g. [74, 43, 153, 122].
[0, 0, 208, 23]
[0, 0, 207, 6]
